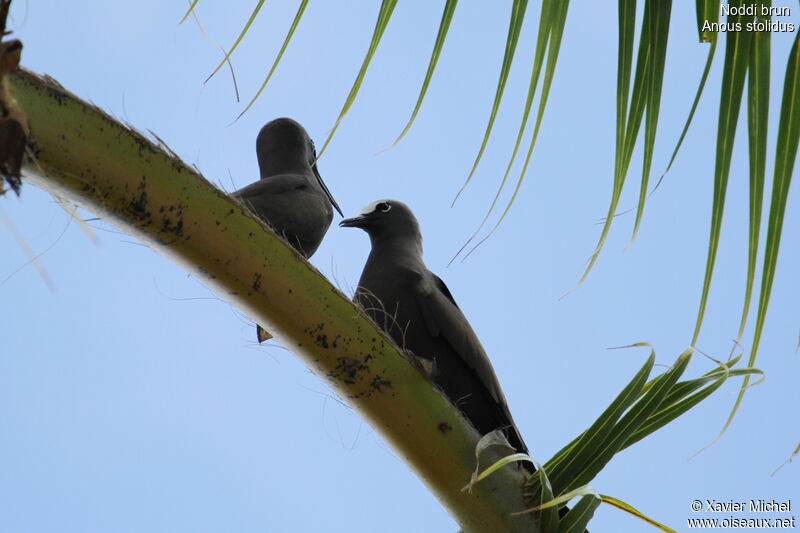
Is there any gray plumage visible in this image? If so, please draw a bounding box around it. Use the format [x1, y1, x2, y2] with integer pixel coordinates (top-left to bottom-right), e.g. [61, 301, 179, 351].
[232, 118, 342, 342]
[339, 199, 528, 455]
[232, 117, 342, 258]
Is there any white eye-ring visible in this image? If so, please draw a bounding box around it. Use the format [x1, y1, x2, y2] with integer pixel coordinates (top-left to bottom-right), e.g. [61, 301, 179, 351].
[360, 200, 393, 215]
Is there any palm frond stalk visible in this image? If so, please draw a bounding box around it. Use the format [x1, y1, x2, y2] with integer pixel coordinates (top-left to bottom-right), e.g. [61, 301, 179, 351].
[3, 67, 540, 533]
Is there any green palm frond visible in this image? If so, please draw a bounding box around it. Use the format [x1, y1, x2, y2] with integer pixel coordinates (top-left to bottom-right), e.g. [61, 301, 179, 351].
[657, 39, 717, 188]
[385, 0, 459, 149]
[317, 0, 398, 156]
[601, 496, 678, 533]
[179, 0, 200, 25]
[237, 0, 311, 121]
[453, 0, 568, 263]
[453, 0, 529, 202]
[696, 0, 718, 43]
[574, 0, 671, 291]
[193, 6, 797, 390]
[469, 345, 760, 531]
[725, 20, 800, 436]
[691, 0, 755, 345]
[205, 0, 267, 83]
[4, 68, 543, 533]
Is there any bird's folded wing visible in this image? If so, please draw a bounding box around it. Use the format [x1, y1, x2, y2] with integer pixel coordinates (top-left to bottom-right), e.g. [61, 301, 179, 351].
[411, 273, 508, 407]
[231, 173, 308, 200]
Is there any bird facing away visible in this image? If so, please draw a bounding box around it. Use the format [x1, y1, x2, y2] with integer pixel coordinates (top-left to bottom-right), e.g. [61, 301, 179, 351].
[339, 199, 528, 455]
[232, 117, 342, 256]
[231, 118, 343, 342]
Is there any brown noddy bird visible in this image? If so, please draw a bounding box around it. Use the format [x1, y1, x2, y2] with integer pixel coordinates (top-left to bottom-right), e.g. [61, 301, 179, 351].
[231, 118, 342, 342]
[342, 201, 585, 528]
[339, 199, 528, 455]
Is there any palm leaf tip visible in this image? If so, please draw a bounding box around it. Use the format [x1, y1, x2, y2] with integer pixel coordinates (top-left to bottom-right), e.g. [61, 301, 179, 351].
[453, 0, 529, 205]
[318, 0, 399, 157]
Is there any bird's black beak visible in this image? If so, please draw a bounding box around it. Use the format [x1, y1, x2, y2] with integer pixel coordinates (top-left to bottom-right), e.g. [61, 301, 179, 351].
[313, 163, 343, 217]
[339, 215, 367, 228]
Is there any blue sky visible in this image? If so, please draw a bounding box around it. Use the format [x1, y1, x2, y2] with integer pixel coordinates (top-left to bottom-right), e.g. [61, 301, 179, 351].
[1, 2, 798, 532]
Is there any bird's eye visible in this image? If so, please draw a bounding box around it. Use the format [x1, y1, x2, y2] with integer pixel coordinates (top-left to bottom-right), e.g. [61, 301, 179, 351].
[376, 202, 391, 213]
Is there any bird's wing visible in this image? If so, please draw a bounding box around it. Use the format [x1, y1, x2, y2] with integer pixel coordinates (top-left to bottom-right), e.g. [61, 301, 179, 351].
[411, 271, 507, 407]
[431, 274, 461, 310]
[231, 173, 308, 200]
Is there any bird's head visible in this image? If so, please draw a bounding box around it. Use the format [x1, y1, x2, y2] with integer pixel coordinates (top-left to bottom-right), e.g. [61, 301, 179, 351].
[339, 199, 421, 242]
[257, 117, 342, 217]
[256, 117, 313, 162]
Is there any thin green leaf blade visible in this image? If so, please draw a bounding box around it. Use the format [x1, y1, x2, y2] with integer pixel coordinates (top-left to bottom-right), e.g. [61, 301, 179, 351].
[772, 442, 800, 475]
[624, 365, 762, 449]
[691, 0, 754, 344]
[236, 0, 310, 120]
[453, 0, 569, 263]
[206, 0, 267, 82]
[620, 0, 655, 167]
[727, 16, 800, 435]
[602, 495, 679, 533]
[483, 0, 569, 238]
[387, 0, 458, 148]
[630, 0, 672, 243]
[657, 40, 717, 188]
[452, 0, 528, 202]
[749, 0, 797, 361]
[318, 0, 399, 156]
[536, 463, 560, 533]
[556, 495, 601, 533]
[538, 348, 655, 494]
[653, 353, 743, 405]
[179, 0, 200, 25]
[696, 0, 719, 43]
[617, 0, 637, 155]
[733, 3, 771, 347]
[568, 0, 645, 293]
[557, 350, 692, 492]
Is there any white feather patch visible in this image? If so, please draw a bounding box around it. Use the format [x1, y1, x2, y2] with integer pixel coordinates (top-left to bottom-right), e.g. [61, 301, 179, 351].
[360, 199, 392, 215]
